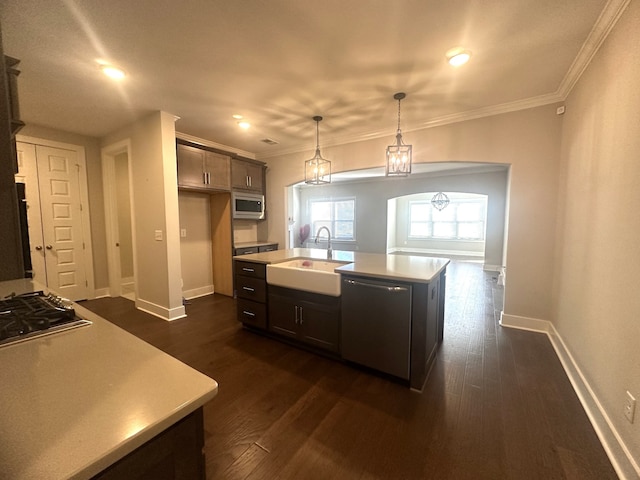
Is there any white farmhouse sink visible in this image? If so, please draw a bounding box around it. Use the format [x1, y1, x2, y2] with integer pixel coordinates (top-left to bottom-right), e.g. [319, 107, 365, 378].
[266, 258, 349, 296]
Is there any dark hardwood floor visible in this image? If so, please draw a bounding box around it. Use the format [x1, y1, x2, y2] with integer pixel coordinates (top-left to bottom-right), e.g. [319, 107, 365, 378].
[81, 261, 617, 479]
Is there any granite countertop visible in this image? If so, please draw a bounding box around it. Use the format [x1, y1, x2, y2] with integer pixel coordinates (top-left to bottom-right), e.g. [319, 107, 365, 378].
[0, 279, 218, 480]
[234, 248, 449, 284]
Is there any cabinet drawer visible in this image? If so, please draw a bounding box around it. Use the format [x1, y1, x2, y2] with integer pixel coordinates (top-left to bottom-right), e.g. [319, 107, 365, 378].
[235, 261, 266, 279]
[258, 243, 278, 253]
[237, 299, 267, 329]
[235, 246, 259, 255]
[236, 276, 266, 302]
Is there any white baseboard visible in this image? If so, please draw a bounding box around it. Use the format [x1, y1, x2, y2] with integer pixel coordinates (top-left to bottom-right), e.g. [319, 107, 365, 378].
[136, 298, 186, 322]
[500, 312, 640, 479]
[183, 285, 214, 300]
[483, 264, 502, 272]
[93, 287, 111, 299]
[499, 312, 550, 333]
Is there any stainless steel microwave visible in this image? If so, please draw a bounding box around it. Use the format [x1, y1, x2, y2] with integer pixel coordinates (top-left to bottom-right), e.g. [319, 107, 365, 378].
[232, 192, 265, 220]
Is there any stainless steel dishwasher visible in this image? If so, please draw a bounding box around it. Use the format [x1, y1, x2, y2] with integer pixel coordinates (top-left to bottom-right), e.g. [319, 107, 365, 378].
[341, 275, 412, 380]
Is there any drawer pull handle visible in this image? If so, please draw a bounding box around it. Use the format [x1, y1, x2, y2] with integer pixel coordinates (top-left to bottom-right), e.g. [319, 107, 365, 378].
[242, 286, 255, 292]
[242, 267, 255, 272]
[345, 278, 408, 292]
[242, 310, 256, 317]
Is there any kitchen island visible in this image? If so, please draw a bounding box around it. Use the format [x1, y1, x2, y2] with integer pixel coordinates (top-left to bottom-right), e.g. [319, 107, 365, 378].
[233, 248, 449, 390]
[0, 279, 218, 480]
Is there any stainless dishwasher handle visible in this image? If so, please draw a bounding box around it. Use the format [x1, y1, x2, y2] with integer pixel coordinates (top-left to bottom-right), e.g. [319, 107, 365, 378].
[345, 278, 408, 292]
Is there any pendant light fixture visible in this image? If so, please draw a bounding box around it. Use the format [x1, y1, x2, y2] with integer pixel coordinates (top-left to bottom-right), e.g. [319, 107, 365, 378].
[431, 192, 450, 211]
[305, 116, 331, 185]
[386, 92, 412, 177]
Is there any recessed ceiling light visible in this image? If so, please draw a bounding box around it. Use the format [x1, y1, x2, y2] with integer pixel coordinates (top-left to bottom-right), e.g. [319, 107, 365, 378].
[101, 65, 126, 80]
[446, 47, 471, 67]
[237, 121, 251, 130]
[232, 114, 243, 119]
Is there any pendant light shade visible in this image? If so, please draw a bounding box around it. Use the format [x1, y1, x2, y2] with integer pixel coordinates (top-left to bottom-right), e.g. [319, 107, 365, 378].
[305, 116, 331, 185]
[431, 192, 450, 211]
[386, 92, 412, 177]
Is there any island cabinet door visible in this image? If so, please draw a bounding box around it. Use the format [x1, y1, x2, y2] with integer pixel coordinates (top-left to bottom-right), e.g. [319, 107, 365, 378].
[297, 301, 340, 353]
[268, 294, 298, 338]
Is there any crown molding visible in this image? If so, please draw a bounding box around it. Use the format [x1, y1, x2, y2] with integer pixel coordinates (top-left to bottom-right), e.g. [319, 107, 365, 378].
[557, 0, 631, 98]
[257, 0, 632, 161]
[175, 131, 256, 159]
[256, 92, 563, 160]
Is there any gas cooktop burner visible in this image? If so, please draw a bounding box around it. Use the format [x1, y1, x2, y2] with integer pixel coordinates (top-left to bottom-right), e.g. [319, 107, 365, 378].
[0, 291, 91, 348]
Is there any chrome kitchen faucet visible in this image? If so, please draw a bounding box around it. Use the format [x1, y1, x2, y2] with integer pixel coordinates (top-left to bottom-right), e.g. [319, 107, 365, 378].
[314, 226, 332, 259]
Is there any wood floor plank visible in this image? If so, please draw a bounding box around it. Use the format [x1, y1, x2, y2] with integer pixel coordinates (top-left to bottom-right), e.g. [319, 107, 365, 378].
[80, 260, 617, 479]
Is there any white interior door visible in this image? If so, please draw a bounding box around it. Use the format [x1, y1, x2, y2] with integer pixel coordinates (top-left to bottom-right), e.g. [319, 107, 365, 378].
[15, 141, 89, 300]
[15, 142, 46, 284]
[36, 145, 88, 300]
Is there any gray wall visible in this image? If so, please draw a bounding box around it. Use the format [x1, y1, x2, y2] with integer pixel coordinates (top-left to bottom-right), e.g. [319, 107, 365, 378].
[296, 167, 508, 268]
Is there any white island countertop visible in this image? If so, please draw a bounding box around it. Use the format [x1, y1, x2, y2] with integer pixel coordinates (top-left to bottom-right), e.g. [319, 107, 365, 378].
[234, 248, 449, 284]
[0, 279, 218, 480]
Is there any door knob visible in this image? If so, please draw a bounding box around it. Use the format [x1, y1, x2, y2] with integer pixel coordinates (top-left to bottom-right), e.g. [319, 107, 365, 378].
[45, 245, 53, 250]
[35, 245, 43, 251]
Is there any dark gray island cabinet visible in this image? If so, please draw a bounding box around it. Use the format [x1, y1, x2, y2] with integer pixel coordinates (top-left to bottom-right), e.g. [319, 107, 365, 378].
[268, 284, 341, 354]
[232, 249, 448, 390]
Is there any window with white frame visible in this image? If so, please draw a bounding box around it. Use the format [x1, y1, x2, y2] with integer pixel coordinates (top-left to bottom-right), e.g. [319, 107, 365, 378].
[309, 198, 355, 241]
[409, 194, 487, 240]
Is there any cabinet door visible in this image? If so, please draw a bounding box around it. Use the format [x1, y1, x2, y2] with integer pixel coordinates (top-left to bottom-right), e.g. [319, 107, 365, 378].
[176, 144, 205, 189]
[298, 301, 340, 353]
[231, 158, 265, 192]
[204, 151, 230, 190]
[245, 162, 263, 192]
[268, 294, 298, 339]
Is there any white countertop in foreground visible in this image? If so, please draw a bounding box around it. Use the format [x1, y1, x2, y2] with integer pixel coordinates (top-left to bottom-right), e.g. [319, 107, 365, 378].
[0, 279, 218, 480]
[234, 248, 449, 284]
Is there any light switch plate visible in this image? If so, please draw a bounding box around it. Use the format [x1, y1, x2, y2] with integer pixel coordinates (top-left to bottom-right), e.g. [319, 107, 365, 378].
[624, 391, 636, 423]
[154, 230, 163, 241]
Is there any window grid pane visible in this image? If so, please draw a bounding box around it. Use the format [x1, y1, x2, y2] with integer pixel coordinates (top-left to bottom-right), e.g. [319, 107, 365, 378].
[310, 198, 355, 241]
[408, 196, 486, 240]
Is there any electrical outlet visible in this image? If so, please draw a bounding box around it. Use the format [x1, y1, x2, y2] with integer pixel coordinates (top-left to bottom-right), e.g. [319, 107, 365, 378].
[624, 391, 636, 423]
[180, 228, 187, 238]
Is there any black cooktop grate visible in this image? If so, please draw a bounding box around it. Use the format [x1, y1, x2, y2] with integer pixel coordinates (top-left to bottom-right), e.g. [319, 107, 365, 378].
[0, 291, 90, 346]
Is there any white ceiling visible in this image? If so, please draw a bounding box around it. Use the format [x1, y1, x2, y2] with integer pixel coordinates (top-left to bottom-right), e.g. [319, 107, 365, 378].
[0, 0, 623, 159]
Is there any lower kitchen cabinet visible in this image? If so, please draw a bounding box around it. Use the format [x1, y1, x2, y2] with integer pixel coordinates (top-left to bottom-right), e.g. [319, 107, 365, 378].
[237, 298, 267, 329]
[93, 408, 205, 480]
[268, 285, 341, 354]
[233, 243, 278, 256]
[234, 260, 268, 330]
